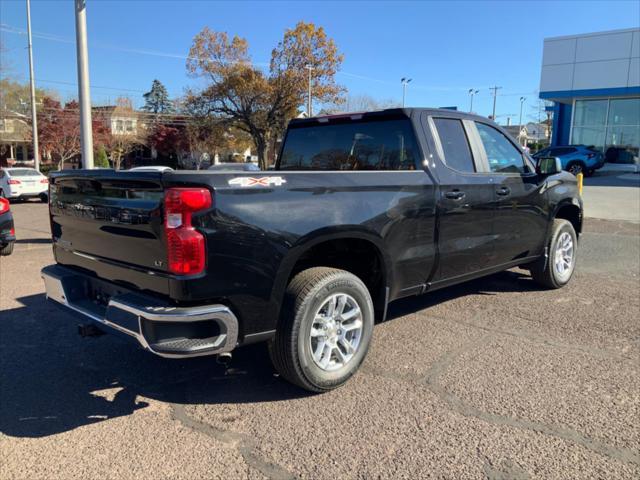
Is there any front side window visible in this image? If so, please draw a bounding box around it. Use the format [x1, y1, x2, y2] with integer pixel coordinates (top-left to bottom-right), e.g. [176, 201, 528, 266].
[476, 123, 527, 174]
[433, 118, 475, 173]
[279, 118, 419, 170]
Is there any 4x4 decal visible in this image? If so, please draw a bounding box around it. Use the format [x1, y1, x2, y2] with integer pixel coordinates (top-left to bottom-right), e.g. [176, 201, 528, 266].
[228, 176, 287, 187]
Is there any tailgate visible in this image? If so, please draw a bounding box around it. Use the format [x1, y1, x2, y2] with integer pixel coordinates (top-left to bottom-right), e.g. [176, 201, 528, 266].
[50, 171, 167, 273]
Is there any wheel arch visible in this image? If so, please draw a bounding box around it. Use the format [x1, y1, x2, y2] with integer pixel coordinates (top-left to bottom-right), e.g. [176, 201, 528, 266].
[553, 199, 583, 236]
[270, 227, 392, 323]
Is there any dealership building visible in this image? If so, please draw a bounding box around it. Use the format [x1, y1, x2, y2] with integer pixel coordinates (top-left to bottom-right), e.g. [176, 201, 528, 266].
[539, 28, 639, 164]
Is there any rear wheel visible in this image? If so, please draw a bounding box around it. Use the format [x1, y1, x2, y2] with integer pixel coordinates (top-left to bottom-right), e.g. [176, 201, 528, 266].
[0, 242, 14, 256]
[269, 267, 374, 392]
[529, 219, 577, 289]
[39, 192, 48, 203]
[566, 161, 585, 176]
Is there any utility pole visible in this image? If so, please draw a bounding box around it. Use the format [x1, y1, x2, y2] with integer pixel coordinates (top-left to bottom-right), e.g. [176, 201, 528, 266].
[25, 0, 40, 171]
[519, 97, 526, 146]
[489, 85, 502, 120]
[468, 89, 479, 112]
[401, 77, 412, 107]
[74, 0, 93, 169]
[305, 64, 313, 117]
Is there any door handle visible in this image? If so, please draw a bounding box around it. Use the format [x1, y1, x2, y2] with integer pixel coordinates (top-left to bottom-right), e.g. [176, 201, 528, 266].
[496, 186, 510, 196]
[445, 190, 465, 200]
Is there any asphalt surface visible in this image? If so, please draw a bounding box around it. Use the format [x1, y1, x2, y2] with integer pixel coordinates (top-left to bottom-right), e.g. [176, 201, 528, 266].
[1, 201, 639, 480]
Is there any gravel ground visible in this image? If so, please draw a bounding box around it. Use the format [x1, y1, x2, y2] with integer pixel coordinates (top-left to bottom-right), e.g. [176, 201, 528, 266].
[0, 202, 638, 480]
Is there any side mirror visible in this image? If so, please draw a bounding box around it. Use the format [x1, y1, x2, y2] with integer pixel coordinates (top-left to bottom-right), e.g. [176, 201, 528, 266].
[536, 156, 562, 175]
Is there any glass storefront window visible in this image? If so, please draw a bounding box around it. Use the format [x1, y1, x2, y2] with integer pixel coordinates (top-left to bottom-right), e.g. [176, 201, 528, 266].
[571, 98, 640, 163]
[609, 98, 640, 126]
[573, 99, 608, 126]
[571, 126, 606, 149]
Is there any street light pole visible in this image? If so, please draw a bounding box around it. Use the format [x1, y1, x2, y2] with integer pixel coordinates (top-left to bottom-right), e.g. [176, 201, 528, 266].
[468, 88, 479, 113]
[74, 0, 93, 169]
[401, 77, 412, 107]
[25, 0, 40, 171]
[305, 64, 313, 117]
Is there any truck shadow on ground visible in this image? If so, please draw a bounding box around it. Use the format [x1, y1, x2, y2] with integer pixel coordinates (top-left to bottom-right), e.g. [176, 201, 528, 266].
[0, 270, 540, 438]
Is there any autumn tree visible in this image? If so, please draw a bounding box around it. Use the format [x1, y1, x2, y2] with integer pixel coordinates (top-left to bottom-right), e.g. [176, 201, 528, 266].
[142, 79, 174, 114]
[148, 123, 188, 166]
[38, 97, 106, 170]
[185, 22, 344, 169]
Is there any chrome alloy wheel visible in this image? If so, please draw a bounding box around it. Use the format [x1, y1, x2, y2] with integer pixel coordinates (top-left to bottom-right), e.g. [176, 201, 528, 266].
[309, 293, 364, 372]
[554, 231, 574, 281]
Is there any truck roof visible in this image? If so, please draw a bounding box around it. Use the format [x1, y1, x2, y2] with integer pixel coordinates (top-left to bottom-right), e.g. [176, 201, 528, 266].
[289, 108, 491, 127]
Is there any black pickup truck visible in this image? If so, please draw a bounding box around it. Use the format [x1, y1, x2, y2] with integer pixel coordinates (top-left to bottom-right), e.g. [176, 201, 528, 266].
[41, 108, 582, 392]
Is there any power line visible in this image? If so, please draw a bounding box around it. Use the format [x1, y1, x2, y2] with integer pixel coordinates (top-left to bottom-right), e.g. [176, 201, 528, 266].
[2, 22, 495, 95]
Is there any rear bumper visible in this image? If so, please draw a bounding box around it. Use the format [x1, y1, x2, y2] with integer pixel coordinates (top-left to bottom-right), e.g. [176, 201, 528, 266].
[6, 188, 48, 198]
[41, 264, 239, 358]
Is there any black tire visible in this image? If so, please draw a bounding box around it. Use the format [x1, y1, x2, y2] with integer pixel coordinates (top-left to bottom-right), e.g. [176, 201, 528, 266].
[529, 219, 577, 289]
[39, 192, 48, 203]
[566, 161, 585, 176]
[0, 242, 14, 256]
[269, 267, 375, 392]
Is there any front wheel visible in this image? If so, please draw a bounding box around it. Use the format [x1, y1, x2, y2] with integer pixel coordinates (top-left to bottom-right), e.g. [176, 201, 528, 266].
[529, 219, 577, 288]
[269, 267, 374, 392]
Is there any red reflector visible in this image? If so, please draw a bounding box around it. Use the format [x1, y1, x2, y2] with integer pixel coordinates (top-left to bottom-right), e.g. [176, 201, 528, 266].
[167, 228, 206, 274]
[8, 179, 20, 185]
[0, 198, 9, 214]
[164, 188, 212, 275]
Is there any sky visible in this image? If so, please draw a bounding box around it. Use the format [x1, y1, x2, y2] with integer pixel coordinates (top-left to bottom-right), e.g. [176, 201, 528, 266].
[1, 0, 638, 125]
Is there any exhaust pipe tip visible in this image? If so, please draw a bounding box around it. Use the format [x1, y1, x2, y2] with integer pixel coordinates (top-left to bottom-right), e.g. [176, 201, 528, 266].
[216, 352, 232, 367]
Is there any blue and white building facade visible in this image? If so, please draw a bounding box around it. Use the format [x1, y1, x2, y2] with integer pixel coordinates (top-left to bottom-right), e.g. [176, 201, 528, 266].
[539, 28, 639, 164]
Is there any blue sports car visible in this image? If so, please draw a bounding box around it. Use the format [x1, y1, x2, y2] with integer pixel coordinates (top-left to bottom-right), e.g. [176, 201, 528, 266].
[533, 145, 605, 177]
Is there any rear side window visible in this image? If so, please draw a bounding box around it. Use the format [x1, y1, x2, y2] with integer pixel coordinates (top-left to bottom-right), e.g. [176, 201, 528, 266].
[279, 119, 419, 170]
[433, 118, 475, 173]
[476, 123, 528, 174]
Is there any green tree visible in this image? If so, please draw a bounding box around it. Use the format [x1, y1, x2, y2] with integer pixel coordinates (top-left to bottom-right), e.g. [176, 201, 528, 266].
[141, 80, 174, 114]
[0, 79, 54, 115]
[185, 21, 344, 169]
[95, 145, 110, 168]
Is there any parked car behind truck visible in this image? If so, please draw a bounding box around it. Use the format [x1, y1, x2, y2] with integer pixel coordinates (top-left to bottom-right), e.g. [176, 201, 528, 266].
[0, 167, 49, 202]
[41, 108, 583, 392]
[533, 145, 604, 176]
[0, 197, 15, 255]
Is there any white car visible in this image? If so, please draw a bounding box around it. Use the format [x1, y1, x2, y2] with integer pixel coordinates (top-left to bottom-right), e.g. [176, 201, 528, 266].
[129, 166, 174, 172]
[0, 167, 49, 202]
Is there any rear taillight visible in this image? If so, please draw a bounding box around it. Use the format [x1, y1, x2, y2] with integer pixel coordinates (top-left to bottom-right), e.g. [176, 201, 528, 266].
[0, 198, 9, 214]
[41, 178, 49, 184]
[587, 153, 595, 159]
[164, 188, 212, 275]
[8, 179, 20, 185]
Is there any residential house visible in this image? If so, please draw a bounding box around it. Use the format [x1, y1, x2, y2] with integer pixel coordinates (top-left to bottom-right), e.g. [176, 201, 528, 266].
[0, 110, 33, 167]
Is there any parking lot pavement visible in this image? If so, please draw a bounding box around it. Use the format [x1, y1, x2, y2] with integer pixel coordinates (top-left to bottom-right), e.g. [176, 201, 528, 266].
[1, 202, 639, 480]
[582, 171, 640, 223]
